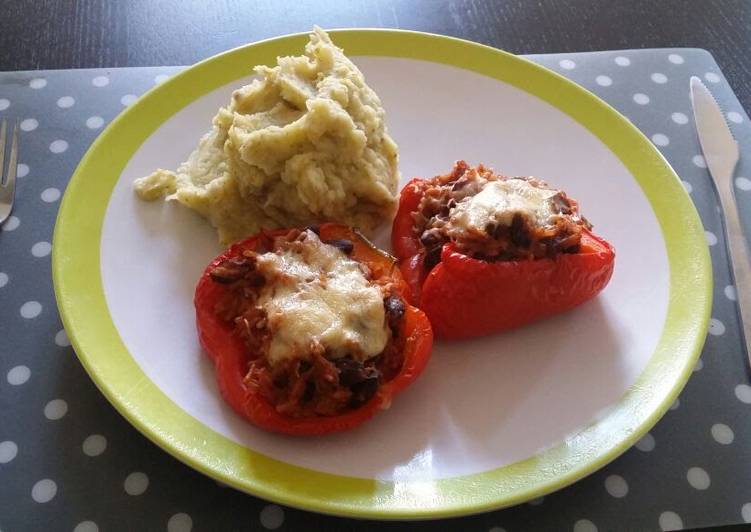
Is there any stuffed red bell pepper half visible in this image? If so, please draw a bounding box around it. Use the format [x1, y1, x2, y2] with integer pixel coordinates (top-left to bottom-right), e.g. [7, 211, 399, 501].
[392, 160, 615, 339]
[195, 223, 433, 435]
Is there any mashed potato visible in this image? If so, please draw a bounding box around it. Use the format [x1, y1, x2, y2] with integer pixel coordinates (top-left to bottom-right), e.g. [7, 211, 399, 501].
[134, 27, 400, 245]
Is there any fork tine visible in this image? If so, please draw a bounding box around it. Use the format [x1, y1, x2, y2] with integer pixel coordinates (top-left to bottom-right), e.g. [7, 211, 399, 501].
[5, 122, 18, 190]
[0, 119, 6, 183]
[0, 121, 15, 224]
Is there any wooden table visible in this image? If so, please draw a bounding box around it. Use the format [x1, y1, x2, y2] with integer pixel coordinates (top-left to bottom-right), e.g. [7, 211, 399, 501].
[2, 0, 750, 110]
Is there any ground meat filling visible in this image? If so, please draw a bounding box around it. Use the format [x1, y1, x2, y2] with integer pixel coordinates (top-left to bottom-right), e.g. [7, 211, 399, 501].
[211, 229, 406, 418]
[414, 161, 592, 268]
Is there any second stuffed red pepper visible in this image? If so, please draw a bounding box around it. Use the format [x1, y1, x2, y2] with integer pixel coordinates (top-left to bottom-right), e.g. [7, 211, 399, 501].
[392, 161, 615, 339]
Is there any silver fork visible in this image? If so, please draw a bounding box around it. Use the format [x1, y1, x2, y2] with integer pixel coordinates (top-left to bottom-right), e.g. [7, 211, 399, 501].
[0, 119, 19, 225]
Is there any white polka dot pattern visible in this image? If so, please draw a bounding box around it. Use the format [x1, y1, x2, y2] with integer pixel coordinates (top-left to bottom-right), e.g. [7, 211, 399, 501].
[124, 472, 149, 495]
[705, 72, 721, 83]
[705, 231, 717, 246]
[736, 177, 751, 191]
[573, 519, 598, 532]
[709, 318, 726, 336]
[2, 215, 20, 231]
[735, 384, 751, 403]
[692, 154, 707, 168]
[44, 399, 68, 420]
[41, 188, 61, 202]
[0, 441, 18, 463]
[55, 329, 71, 347]
[724, 285, 737, 301]
[29, 78, 47, 89]
[20, 118, 38, 131]
[73, 521, 99, 532]
[86, 116, 105, 129]
[120, 94, 138, 106]
[596, 75, 613, 87]
[651, 72, 668, 84]
[633, 93, 650, 105]
[711, 423, 734, 445]
[652, 133, 669, 146]
[671, 112, 688, 124]
[687, 467, 711, 490]
[31, 241, 52, 257]
[167, 513, 193, 532]
[635, 433, 656, 452]
[20, 301, 42, 319]
[0, 272, 8, 288]
[743, 502, 751, 523]
[31, 479, 57, 503]
[604, 475, 628, 498]
[659, 511, 683, 531]
[259, 505, 285, 529]
[727, 111, 744, 124]
[49, 139, 69, 153]
[16, 163, 29, 177]
[82, 434, 107, 457]
[0, 98, 10, 110]
[614, 56, 630, 66]
[92, 75, 109, 87]
[57, 96, 76, 108]
[7, 365, 30, 385]
[668, 53, 684, 64]
[559, 59, 576, 70]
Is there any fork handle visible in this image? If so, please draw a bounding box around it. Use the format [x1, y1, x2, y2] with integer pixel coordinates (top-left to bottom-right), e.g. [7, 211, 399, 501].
[717, 176, 751, 371]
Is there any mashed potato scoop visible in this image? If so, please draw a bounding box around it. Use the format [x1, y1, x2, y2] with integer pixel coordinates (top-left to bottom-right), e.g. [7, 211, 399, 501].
[134, 27, 400, 245]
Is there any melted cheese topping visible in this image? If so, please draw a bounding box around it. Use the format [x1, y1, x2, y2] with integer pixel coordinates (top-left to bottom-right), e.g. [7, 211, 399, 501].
[447, 178, 557, 234]
[255, 234, 388, 366]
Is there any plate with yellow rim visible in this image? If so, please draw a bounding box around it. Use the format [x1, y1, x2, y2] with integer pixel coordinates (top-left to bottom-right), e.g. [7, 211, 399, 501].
[52, 29, 711, 519]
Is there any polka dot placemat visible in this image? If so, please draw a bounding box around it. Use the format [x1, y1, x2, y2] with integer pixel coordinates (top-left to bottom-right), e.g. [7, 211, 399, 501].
[1, 49, 750, 531]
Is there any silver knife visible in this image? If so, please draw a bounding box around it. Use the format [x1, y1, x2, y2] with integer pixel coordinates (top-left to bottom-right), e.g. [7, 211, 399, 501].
[690, 76, 751, 366]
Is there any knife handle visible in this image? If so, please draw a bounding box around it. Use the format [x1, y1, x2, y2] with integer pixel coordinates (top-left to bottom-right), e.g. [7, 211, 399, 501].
[716, 177, 751, 370]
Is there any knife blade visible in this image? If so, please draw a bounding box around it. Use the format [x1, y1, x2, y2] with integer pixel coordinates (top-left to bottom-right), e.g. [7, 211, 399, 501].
[690, 76, 751, 369]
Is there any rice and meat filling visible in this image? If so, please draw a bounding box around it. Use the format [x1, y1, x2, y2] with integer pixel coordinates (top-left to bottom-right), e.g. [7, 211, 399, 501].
[210, 228, 406, 417]
[414, 161, 592, 268]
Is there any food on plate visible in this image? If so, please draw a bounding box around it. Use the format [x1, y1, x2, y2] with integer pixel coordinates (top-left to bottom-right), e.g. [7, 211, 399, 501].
[135, 27, 400, 245]
[392, 160, 615, 339]
[195, 223, 433, 435]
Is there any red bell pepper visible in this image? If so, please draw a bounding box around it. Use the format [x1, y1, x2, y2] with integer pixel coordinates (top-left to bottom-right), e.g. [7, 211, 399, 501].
[392, 177, 615, 339]
[195, 223, 433, 435]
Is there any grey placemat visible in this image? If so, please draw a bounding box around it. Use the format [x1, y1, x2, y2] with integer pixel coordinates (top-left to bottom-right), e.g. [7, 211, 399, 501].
[1, 48, 749, 532]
